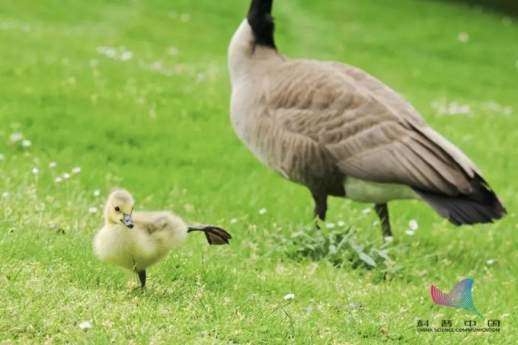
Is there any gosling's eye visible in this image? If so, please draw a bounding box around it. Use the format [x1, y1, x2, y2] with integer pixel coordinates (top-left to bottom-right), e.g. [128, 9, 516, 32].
[114, 206, 120, 212]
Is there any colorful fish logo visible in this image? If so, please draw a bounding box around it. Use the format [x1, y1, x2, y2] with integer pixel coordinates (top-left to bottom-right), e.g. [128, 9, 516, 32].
[431, 278, 482, 317]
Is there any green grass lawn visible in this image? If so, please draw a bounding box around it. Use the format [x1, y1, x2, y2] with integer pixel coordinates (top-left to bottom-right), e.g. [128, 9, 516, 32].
[1, 0, 517, 344]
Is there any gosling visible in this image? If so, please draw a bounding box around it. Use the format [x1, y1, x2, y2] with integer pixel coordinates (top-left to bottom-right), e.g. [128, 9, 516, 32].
[93, 189, 232, 288]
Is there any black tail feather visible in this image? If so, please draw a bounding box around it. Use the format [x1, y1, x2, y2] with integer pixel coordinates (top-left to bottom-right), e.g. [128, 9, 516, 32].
[188, 225, 232, 245]
[413, 175, 506, 225]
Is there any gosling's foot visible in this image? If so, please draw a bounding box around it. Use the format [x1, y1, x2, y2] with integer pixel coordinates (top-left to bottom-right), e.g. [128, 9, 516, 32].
[187, 225, 232, 245]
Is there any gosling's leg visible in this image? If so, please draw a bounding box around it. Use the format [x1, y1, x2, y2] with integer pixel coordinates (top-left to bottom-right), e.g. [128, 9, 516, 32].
[137, 270, 146, 288]
[374, 203, 392, 239]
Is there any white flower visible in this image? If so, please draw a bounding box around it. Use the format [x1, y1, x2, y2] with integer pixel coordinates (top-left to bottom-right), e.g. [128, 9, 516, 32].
[408, 219, 419, 231]
[31, 167, 39, 175]
[55, 177, 63, 183]
[1, 192, 9, 198]
[457, 32, 470, 43]
[405, 230, 415, 236]
[96, 46, 133, 62]
[362, 208, 372, 215]
[97, 46, 115, 58]
[384, 236, 394, 243]
[78, 320, 93, 330]
[431, 99, 471, 116]
[120, 50, 133, 61]
[481, 101, 512, 116]
[337, 220, 345, 227]
[283, 293, 295, 301]
[21, 139, 32, 148]
[167, 47, 179, 56]
[93, 189, 101, 197]
[229, 218, 238, 224]
[486, 259, 496, 266]
[88, 207, 98, 214]
[9, 132, 23, 143]
[63, 173, 70, 179]
[258, 208, 267, 215]
[325, 222, 335, 229]
[49, 161, 57, 168]
[72, 167, 81, 174]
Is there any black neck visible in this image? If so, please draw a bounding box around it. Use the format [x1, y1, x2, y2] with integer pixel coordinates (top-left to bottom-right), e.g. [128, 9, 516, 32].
[247, 0, 276, 49]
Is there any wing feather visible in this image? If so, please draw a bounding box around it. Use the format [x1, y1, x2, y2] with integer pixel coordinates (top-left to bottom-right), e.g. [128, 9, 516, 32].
[267, 60, 478, 196]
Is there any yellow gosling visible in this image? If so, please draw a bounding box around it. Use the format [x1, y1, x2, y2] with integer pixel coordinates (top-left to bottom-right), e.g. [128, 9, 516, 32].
[93, 189, 231, 287]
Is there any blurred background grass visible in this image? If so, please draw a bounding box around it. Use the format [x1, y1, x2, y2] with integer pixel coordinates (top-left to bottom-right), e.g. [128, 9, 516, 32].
[450, 0, 518, 15]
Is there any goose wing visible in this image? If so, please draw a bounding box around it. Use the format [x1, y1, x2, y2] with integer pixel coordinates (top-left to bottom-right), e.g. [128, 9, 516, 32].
[133, 212, 171, 234]
[267, 59, 478, 196]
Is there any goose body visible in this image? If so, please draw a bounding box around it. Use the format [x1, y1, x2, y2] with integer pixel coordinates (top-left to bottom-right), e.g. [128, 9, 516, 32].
[94, 190, 232, 287]
[229, 1, 506, 236]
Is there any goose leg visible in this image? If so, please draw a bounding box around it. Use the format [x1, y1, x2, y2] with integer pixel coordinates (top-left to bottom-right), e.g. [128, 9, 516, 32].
[311, 191, 328, 221]
[137, 270, 146, 288]
[374, 203, 392, 239]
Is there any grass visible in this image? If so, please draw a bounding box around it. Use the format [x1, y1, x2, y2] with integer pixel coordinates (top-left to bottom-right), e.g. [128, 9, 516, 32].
[0, 0, 517, 344]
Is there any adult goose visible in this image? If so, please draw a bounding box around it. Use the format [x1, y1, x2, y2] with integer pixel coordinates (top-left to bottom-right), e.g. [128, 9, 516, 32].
[228, 0, 506, 238]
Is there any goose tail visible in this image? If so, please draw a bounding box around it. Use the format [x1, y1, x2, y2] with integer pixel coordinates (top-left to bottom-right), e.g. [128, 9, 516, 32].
[413, 175, 506, 225]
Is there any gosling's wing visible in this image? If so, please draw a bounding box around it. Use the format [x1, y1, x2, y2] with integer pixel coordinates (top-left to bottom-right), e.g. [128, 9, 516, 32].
[133, 212, 170, 234]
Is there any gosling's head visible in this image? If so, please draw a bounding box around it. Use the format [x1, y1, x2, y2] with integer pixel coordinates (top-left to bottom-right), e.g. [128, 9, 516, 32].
[104, 189, 135, 229]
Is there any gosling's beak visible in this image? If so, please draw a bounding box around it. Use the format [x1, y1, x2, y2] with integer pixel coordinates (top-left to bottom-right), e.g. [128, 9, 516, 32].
[122, 213, 134, 229]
